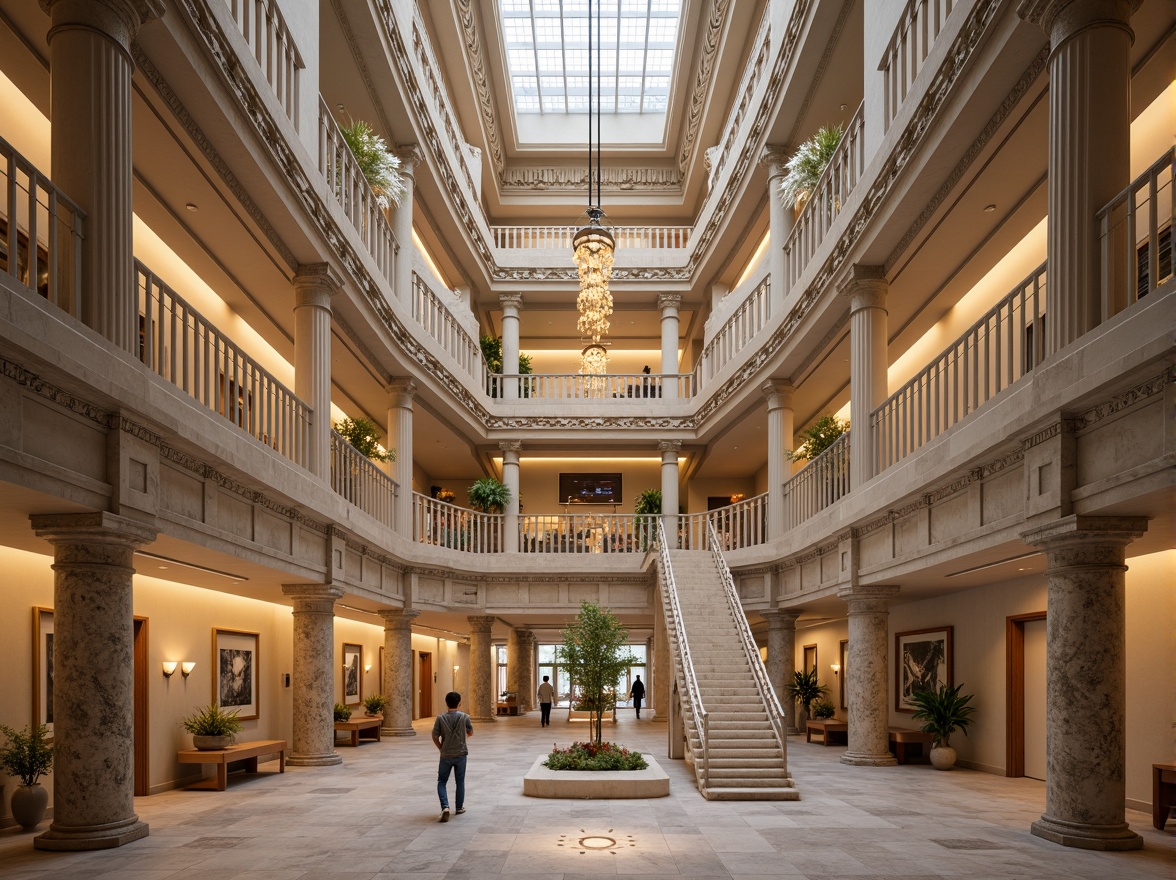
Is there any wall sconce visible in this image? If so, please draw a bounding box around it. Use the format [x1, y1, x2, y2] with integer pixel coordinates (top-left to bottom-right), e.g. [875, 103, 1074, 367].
[181, 661, 196, 678]
[830, 664, 841, 676]
[453, 665, 460, 677]
[162, 661, 178, 678]
[364, 664, 372, 673]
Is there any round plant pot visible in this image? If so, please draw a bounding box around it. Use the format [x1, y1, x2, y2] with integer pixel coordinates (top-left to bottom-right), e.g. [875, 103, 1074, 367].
[10, 783, 49, 830]
[192, 734, 235, 751]
[929, 745, 957, 770]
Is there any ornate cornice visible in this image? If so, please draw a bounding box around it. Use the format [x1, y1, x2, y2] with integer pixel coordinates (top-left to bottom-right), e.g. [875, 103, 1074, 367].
[1, 356, 113, 427]
[453, 0, 505, 181]
[498, 165, 682, 192]
[1069, 368, 1171, 431]
[677, 0, 731, 176]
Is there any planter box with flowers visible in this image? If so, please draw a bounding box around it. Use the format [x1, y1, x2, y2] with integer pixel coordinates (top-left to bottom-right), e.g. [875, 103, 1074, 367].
[523, 741, 668, 798]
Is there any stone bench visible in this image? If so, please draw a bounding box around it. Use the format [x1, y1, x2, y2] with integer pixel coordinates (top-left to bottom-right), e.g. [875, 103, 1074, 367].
[1154, 762, 1176, 830]
[888, 727, 935, 764]
[176, 739, 286, 791]
[334, 716, 383, 746]
[805, 719, 847, 745]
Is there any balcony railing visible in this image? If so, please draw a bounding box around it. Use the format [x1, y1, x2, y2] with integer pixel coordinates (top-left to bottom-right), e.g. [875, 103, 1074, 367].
[784, 103, 866, 292]
[873, 264, 1046, 473]
[1098, 147, 1174, 321]
[329, 431, 397, 528]
[0, 136, 84, 315]
[679, 493, 768, 551]
[879, 0, 956, 130]
[136, 260, 311, 467]
[781, 433, 851, 530]
[411, 273, 487, 384]
[489, 373, 694, 401]
[225, 0, 303, 128]
[491, 225, 691, 250]
[413, 492, 503, 552]
[318, 98, 397, 283]
[696, 275, 771, 383]
[709, 5, 771, 187]
[520, 514, 652, 553]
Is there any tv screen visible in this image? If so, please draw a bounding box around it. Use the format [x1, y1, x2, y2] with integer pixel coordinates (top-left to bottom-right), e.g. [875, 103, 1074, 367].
[559, 473, 623, 505]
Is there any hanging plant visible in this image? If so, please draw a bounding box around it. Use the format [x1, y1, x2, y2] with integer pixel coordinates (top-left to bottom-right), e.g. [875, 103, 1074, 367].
[779, 125, 844, 211]
[468, 477, 510, 513]
[334, 417, 394, 463]
[787, 415, 848, 462]
[339, 120, 407, 209]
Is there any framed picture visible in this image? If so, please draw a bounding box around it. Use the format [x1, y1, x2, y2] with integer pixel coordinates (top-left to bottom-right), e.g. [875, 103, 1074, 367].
[33, 607, 54, 735]
[213, 628, 260, 720]
[839, 639, 849, 710]
[895, 627, 953, 713]
[343, 643, 363, 705]
[802, 644, 817, 675]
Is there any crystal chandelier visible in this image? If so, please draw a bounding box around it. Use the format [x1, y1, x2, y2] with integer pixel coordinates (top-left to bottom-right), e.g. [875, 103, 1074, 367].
[579, 343, 609, 375]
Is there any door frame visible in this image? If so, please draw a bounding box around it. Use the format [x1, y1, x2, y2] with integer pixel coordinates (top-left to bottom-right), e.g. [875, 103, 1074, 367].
[133, 616, 149, 797]
[1005, 611, 1046, 778]
[418, 652, 433, 718]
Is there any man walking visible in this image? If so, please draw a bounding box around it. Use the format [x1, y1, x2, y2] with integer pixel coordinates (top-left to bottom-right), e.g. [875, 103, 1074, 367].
[537, 675, 555, 727]
[431, 691, 473, 822]
[629, 675, 646, 720]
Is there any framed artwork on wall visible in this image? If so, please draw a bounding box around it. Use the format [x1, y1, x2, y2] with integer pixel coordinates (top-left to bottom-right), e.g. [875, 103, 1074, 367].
[803, 644, 817, 675]
[213, 628, 260, 720]
[839, 639, 849, 710]
[895, 627, 953, 713]
[33, 607, 54, 735]
[343, 643, 363, 705]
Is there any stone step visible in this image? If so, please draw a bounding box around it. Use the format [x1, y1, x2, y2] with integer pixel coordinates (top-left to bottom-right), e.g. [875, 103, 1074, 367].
[704, 756, 785, 768]
[708, 720, 774, 731]
[703, 786, 801, 801]
[708, 736, 779, 748]
[704, 772, 794, 785]
[707, 748, 783, 759]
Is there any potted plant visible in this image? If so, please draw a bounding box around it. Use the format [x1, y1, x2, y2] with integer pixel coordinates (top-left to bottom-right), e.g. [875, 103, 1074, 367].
[811, 698, 836, 720]
[779, 124, 844, 213]
[634, 488, 662, 548]
[338, 119, 406, 209]
[362, 694, 389, 717]
[786, 415, 849, 462]
[181, 704, 243, 750]
[468, 477, 510, 514]
[786, 669, 829, 725]
[0, 724, 53, 830]
[333, 416, 394, 462]
[334, 703, 353, 723]
[910, 682, 976, 770]
[480, 335, 533, 397]
[557, 602, 637, 746]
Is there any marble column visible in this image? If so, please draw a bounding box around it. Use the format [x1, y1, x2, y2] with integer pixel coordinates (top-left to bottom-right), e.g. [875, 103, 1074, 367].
[763, 609, 801, 734]
[1018, 0, 1135, 352]
[467, 615, 496, 723]
[760, 145, 794, 305]
[1020, 515, 1147, 850]
[839, 586, 899, 766]
[29, 512, 156, 851]
[659, 440, 681, 544]
[390, 144, 422, 306]
[282, 584, 344, 766]
[762, 380, 795, 539]
[386, 379, 417, 536]
[652, 595, 671, 723]
[658, 293, 682, 398]
[43, 0, 162, 352]
[379, 608, 420, 736]
[506, 628, 528, 714]
[841, 266, 888, 489]
[500, 294, 523, 400]
[518, 631, 535, 713]
[500, 440, 521, 552]
[294, 264, 341, 479]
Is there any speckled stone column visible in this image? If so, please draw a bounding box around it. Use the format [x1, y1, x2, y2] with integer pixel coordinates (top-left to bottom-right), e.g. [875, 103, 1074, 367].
[379, 608, 419, 736]
[29, 512, 156, 851]
[763, 609, 801, 733]
[467, 616, 496, 723]
[518, 630, 535, 713]
[839, 586, 899, 766]
[652, 594, 671, 723]
[282, 585, 344, 766]
[506, 627, 528, 714]
[1021, 515, 1147, 850]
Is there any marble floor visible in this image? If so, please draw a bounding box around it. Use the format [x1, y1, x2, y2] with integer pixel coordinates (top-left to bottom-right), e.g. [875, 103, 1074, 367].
[0, 713, 1171, 879]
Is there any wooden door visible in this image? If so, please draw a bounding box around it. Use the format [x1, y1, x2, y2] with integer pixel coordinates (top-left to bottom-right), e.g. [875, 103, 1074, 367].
[418, 652, 432, 717]
[1006, 611, 1048, 778]
[133, 617, 149, 797]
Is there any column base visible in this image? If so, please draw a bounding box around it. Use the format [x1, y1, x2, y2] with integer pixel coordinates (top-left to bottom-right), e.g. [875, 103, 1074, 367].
[840, 752, 897, 767]
[470, 715, 497, 724]
[35, 817, 148, 851]
[380, 726, 417, 737]
[287, 752, 343, 767]
[1030, 816, 1143, 851]
[786, 726, 802, 735]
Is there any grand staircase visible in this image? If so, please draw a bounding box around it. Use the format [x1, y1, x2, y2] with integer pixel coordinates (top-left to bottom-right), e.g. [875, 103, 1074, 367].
[656, 524, 799, 800]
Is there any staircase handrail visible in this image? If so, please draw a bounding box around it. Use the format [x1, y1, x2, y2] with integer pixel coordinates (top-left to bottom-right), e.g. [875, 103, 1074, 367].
[706, 521, 788, 758]
[656, 519, 709, 789]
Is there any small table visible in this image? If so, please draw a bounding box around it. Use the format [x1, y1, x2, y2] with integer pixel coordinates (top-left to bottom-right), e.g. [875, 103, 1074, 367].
[805, 719, 848, 746]
[496, 702, 520, 716]
[176, 739, 286, 791]
[1153, 762, 1176, 830]
[888, 727, 935, 764]
[334, 716, 383, 746]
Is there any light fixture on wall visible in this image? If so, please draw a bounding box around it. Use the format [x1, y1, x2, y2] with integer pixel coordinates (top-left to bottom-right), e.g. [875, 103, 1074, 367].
[364, 663, 373, 673]
[830, 663, 840, 676]
[181, 661, 196, 678]
[162, 661, 178, 678]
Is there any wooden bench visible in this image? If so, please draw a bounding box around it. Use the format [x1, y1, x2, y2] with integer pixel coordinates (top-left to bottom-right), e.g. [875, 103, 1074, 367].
[334, 716, 383, 746]
[496, 702, 520, 716]
[888, 727, 935, 764]
[176, 739, 286, 791]
[805, 719, 848, 746]
[1154, 762, 1176, 830]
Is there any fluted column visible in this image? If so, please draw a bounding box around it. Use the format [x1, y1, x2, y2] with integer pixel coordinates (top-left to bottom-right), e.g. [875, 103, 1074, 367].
[294, 264, 342, 479]
[506, 628, 528, 714]
[379, 608, 420, 736]
[1020, 515, 1147, 850]
[29, 512, 156, 851]
[386, 379, 417, 536]
[761, 145, 794, 305]
[762, 380, 795, 539]
[1018, 0, 1136, 352]
[659, 440, 681, 542]
[658, 294, 682, 398]
[763, 609, 801, 734]
[390, 144, 422, 305]
[500, 294, 523, 400]
[282, 584, 344, 767]
[841, 266, 888, 489]
[467, 615, 496, 723]
[44, 0, 162, 352]
[839, 586, 899, 766]
[652, 595, 670, 723]
[500, 440, 521, 552]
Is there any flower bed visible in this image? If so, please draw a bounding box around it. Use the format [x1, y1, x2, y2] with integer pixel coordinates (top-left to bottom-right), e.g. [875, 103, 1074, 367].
[523, 752, 669, 799]
[544, 741, 648, 772]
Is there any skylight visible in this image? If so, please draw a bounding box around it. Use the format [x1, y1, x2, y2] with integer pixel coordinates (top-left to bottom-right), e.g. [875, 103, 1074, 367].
[502, 0, 681, 115]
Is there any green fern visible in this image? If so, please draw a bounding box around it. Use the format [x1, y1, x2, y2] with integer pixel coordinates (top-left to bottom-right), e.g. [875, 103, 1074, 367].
[779, 125, 845, 209]
[339, 120, 406, 209]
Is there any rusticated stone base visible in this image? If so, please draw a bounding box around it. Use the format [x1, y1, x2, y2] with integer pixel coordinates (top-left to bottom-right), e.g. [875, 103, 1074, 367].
[1030, 816, 1142, 851]
[380, 726, 417, 737]
[840, 753, 897, 767]
[287, 753, 343, 767]
[35, 817, 149, 851]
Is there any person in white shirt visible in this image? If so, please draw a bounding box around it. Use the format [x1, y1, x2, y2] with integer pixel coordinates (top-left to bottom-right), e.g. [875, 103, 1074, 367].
[537, 675, 555, 727]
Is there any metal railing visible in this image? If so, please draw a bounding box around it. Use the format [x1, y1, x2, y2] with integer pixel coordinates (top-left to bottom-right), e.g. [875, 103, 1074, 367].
[491, 225, 691, 250]
[136, 260, 311, 467]
[879, 0, 956, 130]
[781, 432, 851, 530]
[491, 373, 694, 401]
[696, 275, 771, 383]
[329, 431, 398, 528]
[318, 98, 398, 282]
[656, 520, 709, 789]
[412, 492, 503, 553]
[706, 522, 787, 758]
[225, 0, 303, 128]
[678, 494, 768, 551]
[873, 263, 1047, 472]
[519, 514, 653, 554]
[0, 136, 85, 315]
[1098, 147, 1174, 321]
[411, 272, 487, 384]
[784, 103, 866, 292]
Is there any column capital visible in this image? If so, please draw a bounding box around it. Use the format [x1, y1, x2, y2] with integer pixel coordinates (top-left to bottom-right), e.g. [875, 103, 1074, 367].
[1016, 0, 1137, 43]
[294, 263, 344, 309]
[1020, 515, 1147, 550]
[378, 607, 420, 630]
[761, 379, 795, 408]
[657, 293, 682, 313]
[761, 608, 801, 629]
[837, 584, 900, 611]
[467, 615, 495, 634]
[759, 144, 791, 178]
[499, 293, 524, 313]
[839, 265, 888, 311]
[282, 583, 344, 607]
[42, 0, 164, 50]
[30, 511, 157, 548]
[657, 440, 682, 455]
[385, 378, 418, 408]
[392, 144, 425, 175]
[499, 439, 523, 456]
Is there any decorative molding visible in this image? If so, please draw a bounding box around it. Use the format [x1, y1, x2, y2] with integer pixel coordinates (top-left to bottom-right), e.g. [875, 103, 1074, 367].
[0, 356, 113, 427]
[781, 0, 857, 155]
[677, 0, 731, 176]
[1069, 369, 1170, 432]
[453, 0, 505, 181]
[327, 0, 398, 142]
[1021, 420, 1062, 450]
[498, 165, 683, 192]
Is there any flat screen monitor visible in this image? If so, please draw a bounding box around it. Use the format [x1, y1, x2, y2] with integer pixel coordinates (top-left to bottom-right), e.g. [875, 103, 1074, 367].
[559, 472, 622, 505]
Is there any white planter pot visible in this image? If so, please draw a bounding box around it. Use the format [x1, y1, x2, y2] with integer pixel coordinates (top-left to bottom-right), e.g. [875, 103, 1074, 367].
[929, 745, 957, 770]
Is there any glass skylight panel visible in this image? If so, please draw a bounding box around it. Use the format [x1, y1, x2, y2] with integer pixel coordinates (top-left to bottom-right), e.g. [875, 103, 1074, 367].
[501, 0, 681, 115]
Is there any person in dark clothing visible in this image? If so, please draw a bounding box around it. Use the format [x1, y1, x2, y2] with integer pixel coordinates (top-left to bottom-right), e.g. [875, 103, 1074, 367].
[629, 675, 646, 720]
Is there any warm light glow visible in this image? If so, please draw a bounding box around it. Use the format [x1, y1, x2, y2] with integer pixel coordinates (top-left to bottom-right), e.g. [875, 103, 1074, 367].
[162, 661, 178, 678]
[733, 231, 771, 290]
[579, 343, 609, 375]
[573, 226, 615, 342]
[412, 228, 451, 290]
[181, 661, 196, 677]
[831, 664, 841, 675]
[364, 664, 373, 673]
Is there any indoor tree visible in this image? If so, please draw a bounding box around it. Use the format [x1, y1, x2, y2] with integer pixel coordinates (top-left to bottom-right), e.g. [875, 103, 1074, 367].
[558, 602, 638, 746]
[787, 415, 849, 462]
[334, 417, 394, 463]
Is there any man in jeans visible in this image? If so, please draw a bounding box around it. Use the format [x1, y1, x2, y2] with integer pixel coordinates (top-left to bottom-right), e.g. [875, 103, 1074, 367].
[431, 691, 473, 822]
